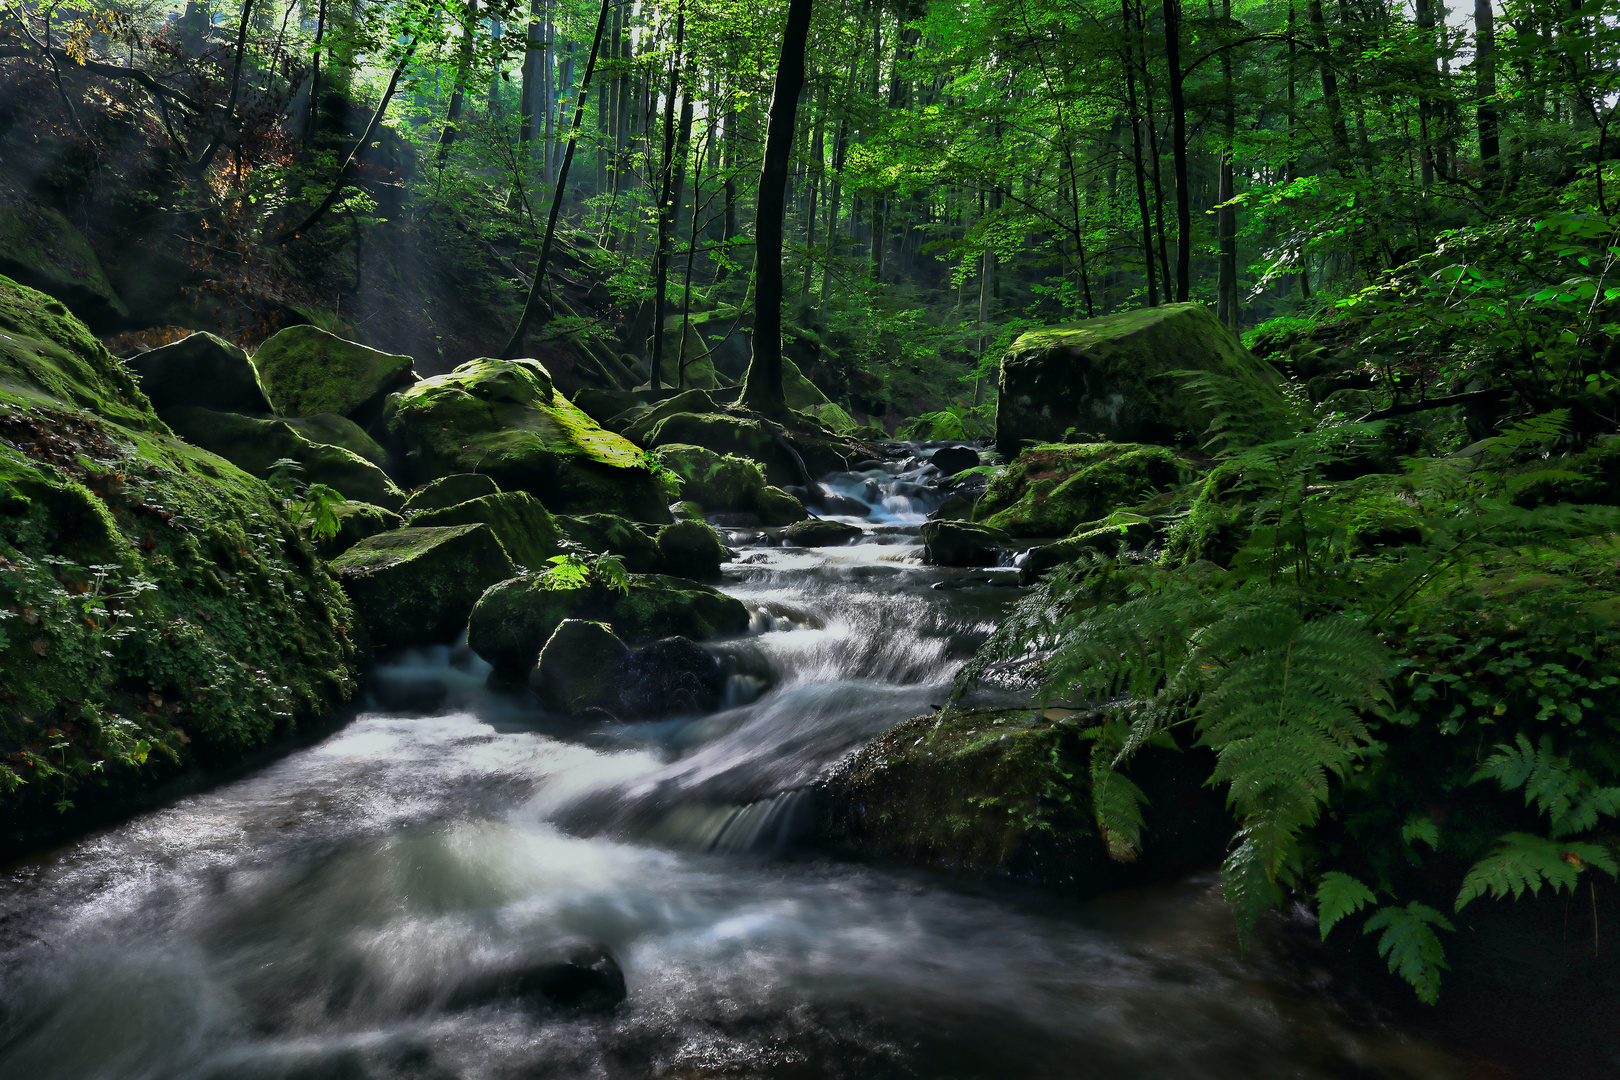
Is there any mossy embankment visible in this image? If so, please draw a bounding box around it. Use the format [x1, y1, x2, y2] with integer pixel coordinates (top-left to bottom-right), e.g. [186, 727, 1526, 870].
[0, 276, 358, 850]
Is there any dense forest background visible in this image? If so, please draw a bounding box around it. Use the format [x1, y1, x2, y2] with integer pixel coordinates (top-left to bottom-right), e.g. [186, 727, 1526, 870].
[4, 0, 1615, 434]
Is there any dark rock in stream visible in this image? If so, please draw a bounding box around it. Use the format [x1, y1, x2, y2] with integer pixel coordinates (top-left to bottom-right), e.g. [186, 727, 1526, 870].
[533, 620, 725, 719]
[930, 445, 980, 475]
[445, 942, 627, 1013]
[785, 519, 863, 547]
[921, 520, 1009, 567]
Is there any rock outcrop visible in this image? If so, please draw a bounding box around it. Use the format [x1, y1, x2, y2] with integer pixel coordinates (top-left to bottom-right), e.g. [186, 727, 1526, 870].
[329, 524, 515, 647]
[252, 324, 418, 423]
[411, 490, 563, 571]
[127, 332, 274, 415]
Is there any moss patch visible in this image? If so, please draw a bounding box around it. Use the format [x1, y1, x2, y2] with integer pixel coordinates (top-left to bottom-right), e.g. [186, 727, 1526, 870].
[977, 442, 1197, 538]
[412, 491, 563, 571]
[252, 324, 417, 419]
[329, 524, 515, 647]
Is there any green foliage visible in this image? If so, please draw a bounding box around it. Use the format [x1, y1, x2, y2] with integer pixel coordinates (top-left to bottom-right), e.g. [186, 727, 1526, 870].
[1362, 903, 1454, 1006]
[539, 550, 630, 594]
[1456, 833, 1618, 911]
[1315, 871, 1376, 939]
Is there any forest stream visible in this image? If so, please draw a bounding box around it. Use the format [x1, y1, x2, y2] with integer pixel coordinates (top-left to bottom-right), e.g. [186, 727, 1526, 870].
[0, 449, 1470, 1080]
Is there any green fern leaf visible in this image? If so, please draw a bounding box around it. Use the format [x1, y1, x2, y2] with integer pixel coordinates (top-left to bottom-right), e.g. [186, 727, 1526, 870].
[1553, 787, 1620, 838]
[1402, 816, 1440, 850]
[1316, 871, 1376, 940]
[1362, 902, 1453, 1005]
[1455, 833, 1618, 910]
[1092, 762, 1148, 863]
[1472, 734, 1583, 822]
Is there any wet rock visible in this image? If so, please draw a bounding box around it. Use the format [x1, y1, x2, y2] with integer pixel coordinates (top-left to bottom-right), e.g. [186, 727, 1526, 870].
[930, 445, 981, 476]
[317, 500, 404, 558]
[160, 406, 406, 509]
[707, 510, 762, 528]
[977, 442, 1195, 537]
[252, 324, 418, 424]
[812, 488, 868, 516]
[755, 485, 808, 525]
[921, 520, 1010, 567]
[619, 635, 726, 716]
[384, 357, 670, 522]
[531, 619, 632, 714]
[672, 499, 706, 520]
[446, 942, 626, 1013]
[468, 572, 748, 678]
[785, 518, 863, 547]
[127, 332, 273, 415]
[557, 511, 660, 573]
[655, 518, 726, 581]
[330, 524, 514, 647]
[402, 473, 502, 515]
[928, 493, 975, 522]
[996, 302, 1279, 452]
[654, 442, 767, 511]
[411, 490, 562, 571]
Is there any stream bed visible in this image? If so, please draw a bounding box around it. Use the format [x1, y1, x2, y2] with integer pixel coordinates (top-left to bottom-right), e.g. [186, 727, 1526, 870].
[0, 449, 1470, 1079]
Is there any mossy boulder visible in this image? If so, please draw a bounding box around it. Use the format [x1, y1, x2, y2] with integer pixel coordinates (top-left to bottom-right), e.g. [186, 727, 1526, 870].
[160, 406, 405, 510]
[976, 442, 1194, 537]
[127, 332, 273, 416]
[467, 572, 750, 678]
[329, 524, 515, 647]
[282, 413, 393, 472]
[383, 357, 670, 522]
[317, 500, 403, 558]
[532, 621, 725, 719]
[653, 443, 767, 510]
[756, 485, 809, 526]
[655, 518, 726, 581]
[619, 389, 740, 443]
[556, 512, 660, 573]
[252, 324, 417, 422]
[637, 412, 799, 485]
[531, 619, 632, 714]
[0, 275, 160, 432]
[817, 707, 1231, 889]
[0, 195, 128, 332]
[995, 302, 1279, 452]
[402, 473, 501, 515]
[412, 491, 563, 571]
[672, 500, 705, 521]
[0, 276, 357, 837]
[921, 520, 1010, 567]
[786, 518, 863, 547]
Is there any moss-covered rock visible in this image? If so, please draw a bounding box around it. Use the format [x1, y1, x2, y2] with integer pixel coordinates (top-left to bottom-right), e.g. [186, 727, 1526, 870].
[0, 275, 160, 432]
[383, 357, 671, 522]
[976, 442, 1194, 537]
[655, 518, 726, 581]
[531, 619, 632, 714]
[317, 500, 403, 558]
[638, 412, 798, 484]
[921, 520, 1009, 567]
[282, 413, 393, 472]
[127, 332, 273, 416]
[995, 302, 1278, 452]
[556, 512, 660, 573]
[756, 485, 809, 526]
[817, 707, 1231, 889]
[412, 491, 563, 570]
[672, 500, 705, 521]
[786, 518, 863, 547]
[0, 196, 129, 332]
[467, 572, 750, 678]
[402, 473, 501, 515]
[0, 277, 357, 837]
[160, 406, 405, 510]
[252, 324, 417, 421]
[329, 524, 515, 647]
[572, 387, 653, 427]
[653, 443, 768, 510]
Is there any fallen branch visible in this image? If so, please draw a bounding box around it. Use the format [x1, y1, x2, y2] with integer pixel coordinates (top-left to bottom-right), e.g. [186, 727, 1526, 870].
[1357, 387, 1513, 422]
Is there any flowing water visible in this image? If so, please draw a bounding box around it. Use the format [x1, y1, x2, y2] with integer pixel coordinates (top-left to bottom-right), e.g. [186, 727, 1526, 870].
[0, 446, 1467, 1080]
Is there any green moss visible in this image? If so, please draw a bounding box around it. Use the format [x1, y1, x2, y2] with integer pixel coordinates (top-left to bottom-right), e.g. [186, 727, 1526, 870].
[412, 490, 563, 570]
[402, 473, 501, 514]
[655, 518, 725, 580]
[653, 443, 767, 511]
[977, 442, 1196, 537]
[317, 500, 403, 558]
[385, 357, 668, 520]
[467, 572, 749, 677]
[0, 200, 128, 326]
[756, 485, 808, 525]
[555, 512, 660, 573]
[252, 324, 417, 418]
[786, 519, 863, 546]
[329, 524, 515, 647]
[282, 413, 393, 471]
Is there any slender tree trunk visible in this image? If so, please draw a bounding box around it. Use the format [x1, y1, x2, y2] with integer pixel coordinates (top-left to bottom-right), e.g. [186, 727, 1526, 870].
[1216, 0, 1238, 327]
[1415, 0, 1437, 187]
[501, 0, 613, 357]
[1162, 0, 1190, 301]
[648, 0, 687, 391]
[437, 0, 478, 165]
[1475, 0, 1499, 177]
[1306, 0, 1350, 161]
[305, 0, 328, 144]
[1122, 0, 1158, 306]
[740, 0, 815, 416]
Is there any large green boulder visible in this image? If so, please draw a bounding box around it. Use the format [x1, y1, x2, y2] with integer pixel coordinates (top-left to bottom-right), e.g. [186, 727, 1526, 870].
[412, 490, 563, 571]
[756, 485, 809, 525]
[653, 443, 767, 511]
[383, 357, 671, 522]
[252, 324, 417, 421]
[995, 302, 1277, 452]
[317, 500, 404, 558]
[921, 520, 1010, 567]
[655, 518, 726, 581]
[127, 332, 273, 416]
[0, 196, 128, 332]
[402, 473, 501, 515]
[556, 512, 660, 573]
[282, 413, 393, 472]
[0, 276, 356, 832]
[977, 442, 1193, 537]
[329, 524, 515, 647]
[159, 406, 405, 510]
[786, 518, 863, 546]
[467, 572, 750, 677]
[617, 388, 735, 441]
[636, 412, 805, 486]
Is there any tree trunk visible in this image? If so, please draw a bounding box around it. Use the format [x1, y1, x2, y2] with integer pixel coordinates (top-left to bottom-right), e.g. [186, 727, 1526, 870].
[1306, 0, 1350, 161]
[437, 0, 478, 166]
[1216, 0, 1238, 327]
[1162, 0, 1190, 302]
[1122, 0, 1158, 306]
[1475, 0, 1499, 178]
[1415, 0, 1437, 187]
[740, 0, 816, 416]
[648, 0, 687, 392]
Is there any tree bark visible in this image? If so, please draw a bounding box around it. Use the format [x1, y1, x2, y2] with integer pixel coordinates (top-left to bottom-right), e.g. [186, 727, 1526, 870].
[437, 0, 479, 166]
[648, 0, 687, 391]
[740, 0, 816, 416]
[1162, 0, 1190, 301]
[1475, 0, 1499, 178]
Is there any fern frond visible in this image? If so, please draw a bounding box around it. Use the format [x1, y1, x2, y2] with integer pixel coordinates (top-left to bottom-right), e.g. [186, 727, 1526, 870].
[1472, 734, 1583, 822]
[1553, 787, 1620, 838]
[1455, 833, 1617, 911]
[1401, 816, 1441, 850]
[1316, 871, 1377, 940]
[1362, 902, 1453, 1005]
[1223, 824, 1290, 941]
[1092, 758, 1148, 863]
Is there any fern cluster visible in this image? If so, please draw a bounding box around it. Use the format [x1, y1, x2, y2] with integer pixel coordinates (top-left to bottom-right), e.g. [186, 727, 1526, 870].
[958, 369, 1620, 1003]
